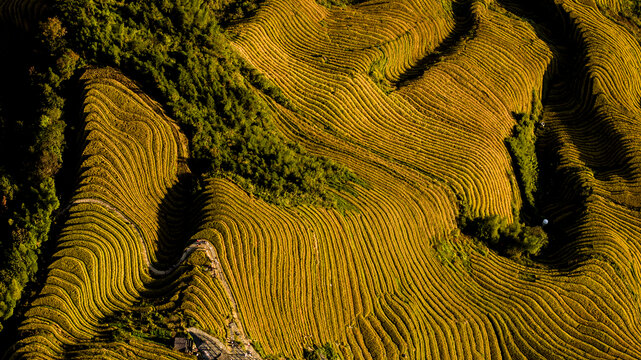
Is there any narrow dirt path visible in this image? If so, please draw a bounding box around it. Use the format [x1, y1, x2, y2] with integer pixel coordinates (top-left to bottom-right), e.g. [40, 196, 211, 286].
[202, 242, 261, 359]
[68, 198, 262, 359]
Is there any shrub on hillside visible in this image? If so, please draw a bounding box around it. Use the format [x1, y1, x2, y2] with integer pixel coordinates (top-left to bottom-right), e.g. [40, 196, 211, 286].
[460, 213, 548, 258]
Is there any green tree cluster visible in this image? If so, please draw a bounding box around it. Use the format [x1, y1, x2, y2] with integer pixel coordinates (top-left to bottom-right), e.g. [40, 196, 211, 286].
[0, 17, 80, 331]
[459, 213, 548, 258]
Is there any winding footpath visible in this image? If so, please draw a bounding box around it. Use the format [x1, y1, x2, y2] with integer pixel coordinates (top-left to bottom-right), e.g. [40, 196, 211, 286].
[68, 198, 262, 359]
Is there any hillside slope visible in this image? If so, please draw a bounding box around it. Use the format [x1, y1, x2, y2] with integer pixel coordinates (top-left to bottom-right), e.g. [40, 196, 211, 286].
[12, 68, 196, 359]
[4, 0, 641, 359]
[188, 0, 641, 358]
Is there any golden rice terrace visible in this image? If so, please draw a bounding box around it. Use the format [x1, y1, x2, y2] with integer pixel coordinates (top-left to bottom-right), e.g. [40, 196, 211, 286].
[2, 0, 641, 359]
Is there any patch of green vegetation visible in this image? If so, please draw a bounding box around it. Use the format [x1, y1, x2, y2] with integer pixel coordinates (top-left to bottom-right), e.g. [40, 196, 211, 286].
[622, 0, 641, 17]
[517, 271, 538, 282]
[458, 211, 548, 259]
[216, 0, 263, 26]
[435, 240, 458, 265]
[109, 296, 187, 345]
[304, 343, 342, 360]
[0, 19, 75, 331]
[368, 56, 394, 94]
[505, 94, 542, 211]
[110, 309, 174, 344]
[53, 0, 357, 207]
[440, 0, 453, 14]
[185, 249, 212, 268]
[433, 230, 477, 272]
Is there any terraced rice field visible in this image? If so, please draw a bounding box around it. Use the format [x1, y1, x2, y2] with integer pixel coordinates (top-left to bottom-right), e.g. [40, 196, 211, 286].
[195, 0, 641, 357]
[8, 0, 641, 359]
[11, 68, 198, 359]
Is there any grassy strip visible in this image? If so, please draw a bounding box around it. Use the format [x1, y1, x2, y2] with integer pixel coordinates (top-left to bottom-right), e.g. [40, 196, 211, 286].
[505, 94, 542, 211]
